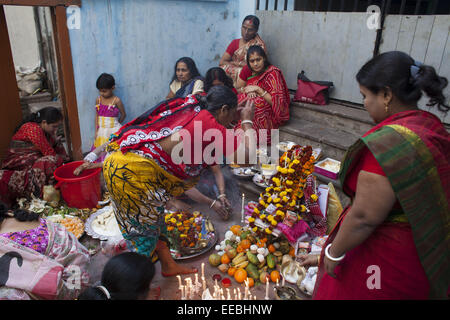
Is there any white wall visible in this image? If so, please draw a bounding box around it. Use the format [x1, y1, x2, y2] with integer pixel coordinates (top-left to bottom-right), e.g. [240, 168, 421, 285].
[4, 6, 40, 70]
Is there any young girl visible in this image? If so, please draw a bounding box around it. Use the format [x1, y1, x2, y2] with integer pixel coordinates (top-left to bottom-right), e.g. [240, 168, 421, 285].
[91, 73, 126, 161]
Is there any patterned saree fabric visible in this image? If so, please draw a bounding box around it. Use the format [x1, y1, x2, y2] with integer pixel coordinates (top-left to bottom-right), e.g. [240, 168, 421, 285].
[0, 122, 68, 206]
[314, 110, 449, 299]
[221, 34, 266, 87]
[237, 65, 290, 145]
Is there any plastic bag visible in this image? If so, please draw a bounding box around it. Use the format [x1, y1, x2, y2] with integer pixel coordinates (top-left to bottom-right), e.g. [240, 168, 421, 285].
[326, 183, 343, 234]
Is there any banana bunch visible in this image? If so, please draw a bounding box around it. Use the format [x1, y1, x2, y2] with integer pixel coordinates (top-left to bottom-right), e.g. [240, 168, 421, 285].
[231, 252, 249, 269]
[205, 219, 214, 232]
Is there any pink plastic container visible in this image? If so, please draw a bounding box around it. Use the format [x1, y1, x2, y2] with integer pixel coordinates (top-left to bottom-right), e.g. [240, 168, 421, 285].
[314, 158, 341, 180]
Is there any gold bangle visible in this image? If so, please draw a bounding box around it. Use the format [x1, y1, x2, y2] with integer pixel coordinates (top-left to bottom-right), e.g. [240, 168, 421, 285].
[317, 255, 320, 265]
[261, 90, 267, 97]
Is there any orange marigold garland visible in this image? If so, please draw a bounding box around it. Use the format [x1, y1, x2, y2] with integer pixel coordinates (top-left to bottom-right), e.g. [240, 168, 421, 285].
[249, 145, 315, 237]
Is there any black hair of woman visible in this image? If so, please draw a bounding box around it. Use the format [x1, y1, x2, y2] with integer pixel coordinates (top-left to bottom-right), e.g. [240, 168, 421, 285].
[171, 57, 202, 83]
[96, 73, 116, 90]
[204, 67, 234, 93]
[243, 15, 260, 31]
[200, 85, 238, 113]
[14, 106, 63, 133]
[356, 51, 449, 112]
[0, 201, 40, 224]
[246, 45, 271, 71]
[77, 252, 155, 300]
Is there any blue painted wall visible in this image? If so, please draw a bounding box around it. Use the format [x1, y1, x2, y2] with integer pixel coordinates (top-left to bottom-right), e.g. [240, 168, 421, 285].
[68, 0, 256, 152]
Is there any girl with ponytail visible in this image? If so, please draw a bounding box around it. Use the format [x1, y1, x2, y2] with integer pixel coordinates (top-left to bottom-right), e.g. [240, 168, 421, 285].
[0, 107, 69, 206]
[0, 201, 90, 300]
[311, 51, 449, 299]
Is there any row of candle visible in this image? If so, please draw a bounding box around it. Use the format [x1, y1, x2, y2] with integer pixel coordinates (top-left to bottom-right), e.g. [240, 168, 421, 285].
[176, 263, 285, 300]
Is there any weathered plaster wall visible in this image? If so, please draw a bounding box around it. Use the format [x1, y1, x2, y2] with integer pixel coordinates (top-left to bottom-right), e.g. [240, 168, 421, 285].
[69, 0, 255, 152]
[4, 5, 40, 69]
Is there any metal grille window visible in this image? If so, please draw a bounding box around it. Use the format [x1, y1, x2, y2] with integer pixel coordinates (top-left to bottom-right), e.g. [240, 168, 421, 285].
[256, 0, 450, 15]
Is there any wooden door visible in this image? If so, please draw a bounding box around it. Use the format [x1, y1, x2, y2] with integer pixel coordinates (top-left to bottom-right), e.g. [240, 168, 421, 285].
[0, 5, 22, 160]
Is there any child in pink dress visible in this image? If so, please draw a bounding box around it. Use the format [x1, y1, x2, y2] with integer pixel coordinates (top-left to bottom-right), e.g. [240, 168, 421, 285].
[91, 73, 126, 161]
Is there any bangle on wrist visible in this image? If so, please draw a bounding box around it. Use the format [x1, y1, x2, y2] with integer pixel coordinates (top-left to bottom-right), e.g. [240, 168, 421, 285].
[317, 255, 321, 265]
[241, 120, 253, 126]
[325, 244, 345, 262]
[210, 199, 217, 208]
[260, 90, 267, 97]
[217, 194, 226, 199]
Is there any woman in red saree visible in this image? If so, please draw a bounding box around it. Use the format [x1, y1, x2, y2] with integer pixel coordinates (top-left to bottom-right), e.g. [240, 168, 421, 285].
[0, 107, 68, 206]
[219, 15, 267, 87]
[74, 87, 257, 278]
[236, 45, 290, 145]
[307, 51, 449, 299]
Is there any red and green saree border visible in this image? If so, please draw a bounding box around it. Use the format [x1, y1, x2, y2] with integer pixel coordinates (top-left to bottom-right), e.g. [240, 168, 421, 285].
[339, 110, 449, 299]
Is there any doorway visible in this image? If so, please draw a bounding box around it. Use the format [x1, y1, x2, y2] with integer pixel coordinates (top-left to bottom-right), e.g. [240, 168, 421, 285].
[0, 0, 82, 161]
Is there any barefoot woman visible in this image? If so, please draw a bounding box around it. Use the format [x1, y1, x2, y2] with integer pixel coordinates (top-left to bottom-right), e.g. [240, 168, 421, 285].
[76, 87, 255, 277]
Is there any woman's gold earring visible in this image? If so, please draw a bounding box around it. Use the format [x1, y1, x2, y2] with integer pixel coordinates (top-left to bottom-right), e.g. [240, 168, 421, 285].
[384, 102, 389, 113]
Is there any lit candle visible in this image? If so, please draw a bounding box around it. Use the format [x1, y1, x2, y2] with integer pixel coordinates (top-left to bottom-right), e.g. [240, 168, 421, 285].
[276, 279, 279, 287]
[254, 295, 257, 300]
[237, 287, 241, 300]
[233, 288, 237, 300]
[202, 276, 206, 291]
[180, 285, 185, 300]
[177, 275, 182, 288]
[282, 275, 285, 287]
[226, 288, 231, 300]
[201, 263, 205, 279]
[244, 279, 249, 300]
[195, 274, 199, 286]
[265, 278, 269, 300]
[241, 193, 245, 223]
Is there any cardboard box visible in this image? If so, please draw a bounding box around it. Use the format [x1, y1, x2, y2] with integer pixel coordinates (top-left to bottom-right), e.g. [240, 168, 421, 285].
[314, 158, 341, 180]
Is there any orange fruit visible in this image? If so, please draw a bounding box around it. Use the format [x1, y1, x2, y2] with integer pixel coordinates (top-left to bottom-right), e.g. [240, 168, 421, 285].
[240, 239, 251, 250]
[234, 269, 247, 283]
[289, 246, 296, 257]
[227, 267, 236, 277]
[230, 225, 242, 236]
[270, 270, 280, 283]
[268, 244, 276, 253]
[221, 253, 231, 265]
[245, 277, 255, 287]
[236, 245, 245, 253]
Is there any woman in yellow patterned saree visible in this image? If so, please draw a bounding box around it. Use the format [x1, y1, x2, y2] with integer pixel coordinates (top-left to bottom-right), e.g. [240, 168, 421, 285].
[75, 86, 256, 277]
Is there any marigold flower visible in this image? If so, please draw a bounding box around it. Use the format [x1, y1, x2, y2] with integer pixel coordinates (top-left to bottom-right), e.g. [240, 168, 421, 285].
[286, 180, 293, 186]
[273, 197, 281, 203]
[254, 207, 260, 214]
[170, 218, 177, 224]
[260, 214, 266, 220]
[271, 220, 278, 226]
[248, 217, 255, 223]
[311, 194, 318, 202]
[265, 228, 272, 234]
[301, 205, 307, 212]
[252, 227, 258, 232]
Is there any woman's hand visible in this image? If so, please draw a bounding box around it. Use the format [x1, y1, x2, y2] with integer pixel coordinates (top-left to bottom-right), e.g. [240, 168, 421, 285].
[298, 254, 320, 268]
[212, 200, 231, 221]
[239, 99, 254, 122]
[323, 254, 340, 278]
[73, 161, 102, 176]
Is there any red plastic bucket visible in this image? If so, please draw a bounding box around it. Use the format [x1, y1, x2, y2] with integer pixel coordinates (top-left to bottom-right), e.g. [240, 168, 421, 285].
[54, 161, 102, 209]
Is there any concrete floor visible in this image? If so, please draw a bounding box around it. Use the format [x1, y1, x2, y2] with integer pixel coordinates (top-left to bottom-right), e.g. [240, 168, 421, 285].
[82, 168, 311, 300]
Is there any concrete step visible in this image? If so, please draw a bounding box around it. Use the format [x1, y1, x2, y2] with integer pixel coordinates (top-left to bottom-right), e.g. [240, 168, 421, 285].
[28, 100, 62, 114]
[279, 117, 359, 162]
[289, 99, 374, 137]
